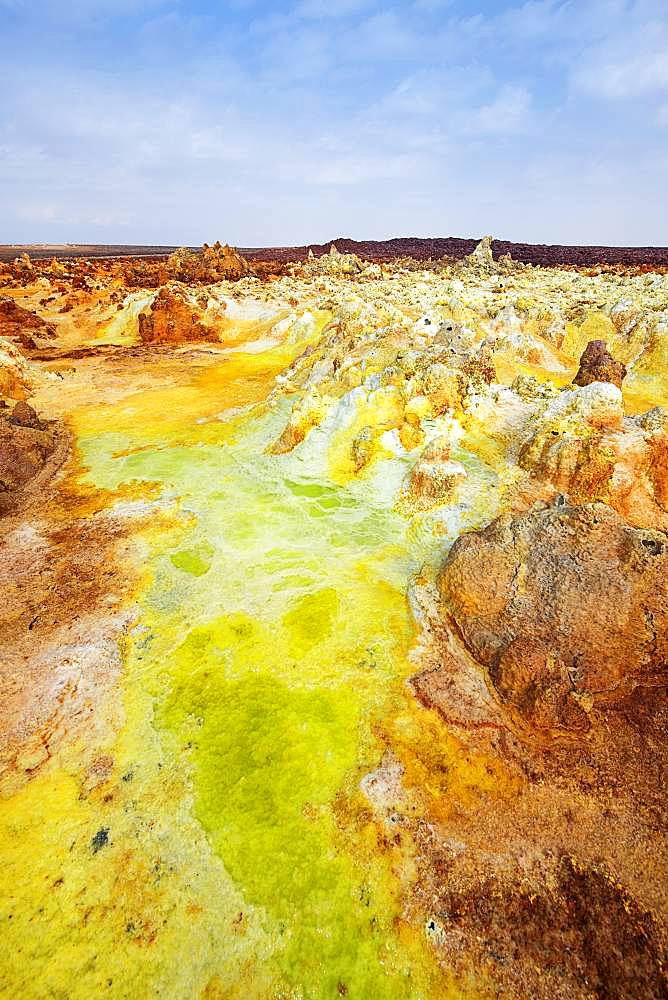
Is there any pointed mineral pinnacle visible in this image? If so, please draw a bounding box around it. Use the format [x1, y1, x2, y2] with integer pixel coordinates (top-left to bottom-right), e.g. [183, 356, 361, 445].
[469, 235, 494, 262]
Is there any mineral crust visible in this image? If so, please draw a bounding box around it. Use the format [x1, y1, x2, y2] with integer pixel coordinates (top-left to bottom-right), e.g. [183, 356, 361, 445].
[0, 237, 666, 1000]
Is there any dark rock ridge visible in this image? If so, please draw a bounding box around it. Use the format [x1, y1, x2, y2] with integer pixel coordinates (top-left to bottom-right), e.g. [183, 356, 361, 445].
[3, 238, 668, 266]
[242, 236, 668, 267]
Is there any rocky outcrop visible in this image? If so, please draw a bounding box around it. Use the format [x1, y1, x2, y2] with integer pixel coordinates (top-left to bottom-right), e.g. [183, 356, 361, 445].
[303, 244, 365, 277]
[0, 401, 57, 512]
[268, 388, 329, 454]
[517, 383, 668, 531]
[138, 287, 220, 345]
[632, 312, 668, 375]
[458, 235, 504, 277]
[0, 336, 48, 400]
[396, 436, 466, 513]
[608, 297, 644, 339]
[11, 253, 34, 277]
[466, 235, 494, 266]
[574, 339, 626, 389]
[0, 298, 56, 351]
[165, 242, 251, 283]
[9, 400, 40, 428]
[437, 501, 667, 735]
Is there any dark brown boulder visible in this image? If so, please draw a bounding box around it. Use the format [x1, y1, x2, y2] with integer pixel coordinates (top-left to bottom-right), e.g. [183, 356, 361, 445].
[573, 339, 626, 389]
[9, 400, 40, 429]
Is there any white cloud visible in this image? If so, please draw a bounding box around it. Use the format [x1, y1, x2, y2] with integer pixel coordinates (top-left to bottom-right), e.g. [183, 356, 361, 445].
[188, 127, 249, 162]
[573, 24, 668, 98]
[371, 70, 531, 139]
[472, 84, 532, 134]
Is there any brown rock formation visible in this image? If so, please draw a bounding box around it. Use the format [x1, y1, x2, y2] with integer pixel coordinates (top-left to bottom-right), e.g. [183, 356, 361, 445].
[0, 405, 57, 511]
[9, 400, 41, 429]
[437, 501, 667, 735]
[517, 384, 668, 532]
[411, 844, 667, 1000]
[574, 338, 626, 388]
[0, 337, 39, 400]
[166, 242, 252, 283]
[138, 287, 219, 345]
[0, 298, 56, 351]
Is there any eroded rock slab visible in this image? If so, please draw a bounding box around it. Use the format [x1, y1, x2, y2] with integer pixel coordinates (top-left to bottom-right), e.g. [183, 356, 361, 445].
[437, 500, 667, 734]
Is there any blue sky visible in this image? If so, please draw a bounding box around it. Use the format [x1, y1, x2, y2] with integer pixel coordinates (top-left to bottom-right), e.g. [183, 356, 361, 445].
[1, 0, 667, 245]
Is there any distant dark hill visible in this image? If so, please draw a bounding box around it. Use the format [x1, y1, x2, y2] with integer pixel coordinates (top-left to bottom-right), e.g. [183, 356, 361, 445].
[241, 236, 668, 267]
[2, 237, 667, 266]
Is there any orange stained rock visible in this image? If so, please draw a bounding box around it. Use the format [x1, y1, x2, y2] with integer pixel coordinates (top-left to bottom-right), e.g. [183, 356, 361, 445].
[438, 501, 667, 735]
[574, 338, 627, 389]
